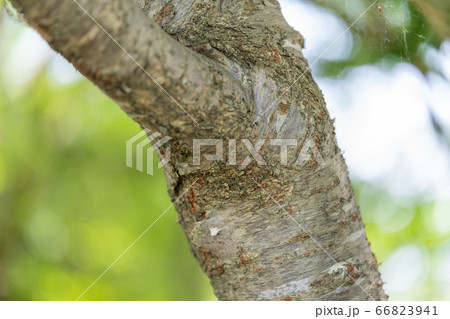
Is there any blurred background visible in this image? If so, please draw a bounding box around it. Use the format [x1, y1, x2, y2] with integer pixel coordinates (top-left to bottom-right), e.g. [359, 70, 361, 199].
[0, 0, 449, 300]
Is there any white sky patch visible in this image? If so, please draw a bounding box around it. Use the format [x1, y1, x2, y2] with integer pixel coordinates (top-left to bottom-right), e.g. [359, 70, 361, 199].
[1, 14, 82, 88]
[427, 72, 450, 128]
[318, 62, 450, 200]
[424, 40, 450, 82]
[47, 54, 83, 86]
[279, 0, 353, 61]
[380, 245, 428, 296]
[432, 240, 450, 299]
[3, 27, 53, 87]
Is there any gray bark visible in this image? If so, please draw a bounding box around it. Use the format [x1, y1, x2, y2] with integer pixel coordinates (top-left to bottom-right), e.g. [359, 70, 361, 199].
[10, 0, 387, 300]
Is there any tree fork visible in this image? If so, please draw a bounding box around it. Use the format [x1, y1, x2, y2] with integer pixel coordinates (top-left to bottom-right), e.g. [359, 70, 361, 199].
[10, 0, 387, 300]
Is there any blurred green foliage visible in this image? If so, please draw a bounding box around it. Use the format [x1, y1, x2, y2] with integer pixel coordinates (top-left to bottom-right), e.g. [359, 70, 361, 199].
[305, 0, 447, 76]
[0, 14, 215, 300]
[354, 183, 450, 300]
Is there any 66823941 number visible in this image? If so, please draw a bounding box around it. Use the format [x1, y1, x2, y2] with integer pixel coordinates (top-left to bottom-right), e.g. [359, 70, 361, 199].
[375, 306, 438, 316]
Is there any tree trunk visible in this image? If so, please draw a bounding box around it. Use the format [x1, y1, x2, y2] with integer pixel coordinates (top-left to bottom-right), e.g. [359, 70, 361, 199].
[10, 0, 387, 300]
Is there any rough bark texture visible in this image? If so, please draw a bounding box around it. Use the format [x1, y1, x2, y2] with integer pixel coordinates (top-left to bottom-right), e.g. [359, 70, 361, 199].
[10, 0, 387, 300]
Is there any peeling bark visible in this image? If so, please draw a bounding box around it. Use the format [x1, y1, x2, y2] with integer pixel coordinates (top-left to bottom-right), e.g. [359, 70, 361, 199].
[10, 0, 387, 300]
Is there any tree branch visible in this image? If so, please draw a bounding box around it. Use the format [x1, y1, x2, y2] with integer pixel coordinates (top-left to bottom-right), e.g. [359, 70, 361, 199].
[10, 0, 251, 137]
[10, 0, 388, 300]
